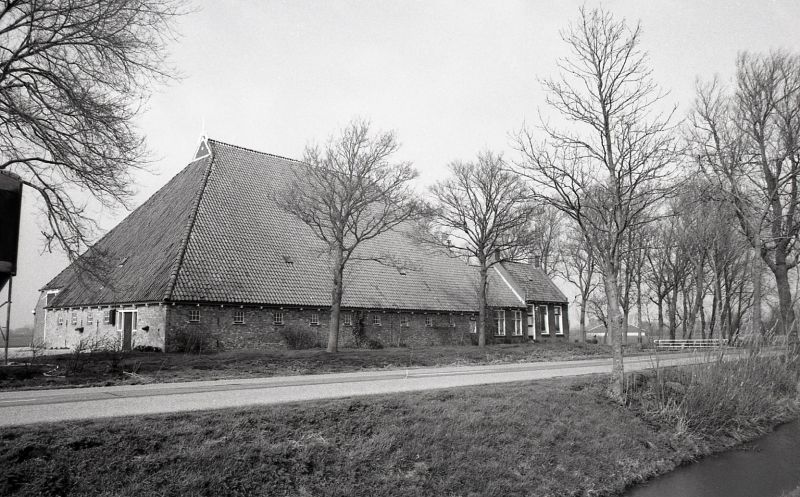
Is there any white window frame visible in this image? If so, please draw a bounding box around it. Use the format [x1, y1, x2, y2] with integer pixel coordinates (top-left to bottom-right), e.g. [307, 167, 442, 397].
[554, 306, 564, 335]
[513, 310, 523, 336]
[449, 315, 456, 328]
[495, 310, 506, 336]
[310, 312, 319, 325]
[343, 312, 352, 326]
[373, 314, 382, 326]
[539, 305, 550, 335]
[425, 316, 433, 327]
[86, 311, 94, 326]
[103, 310, 110, 324]
[45, 290, 60, 306]
[233, 310, 245, 324]
[70, 311, 78, 326]
[189, 309, 200, 323]
[400, 314, 409, 327]
[470, 319, 477, 334]
[273, 311, 284, 325]
[57, 312, 64, 326]
[117, 309, 138, 332]
[527, 306, 535, 338]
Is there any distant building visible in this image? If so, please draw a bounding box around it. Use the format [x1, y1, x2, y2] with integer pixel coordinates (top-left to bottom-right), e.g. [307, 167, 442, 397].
[34, 139, 569, 351]
[586, 323, 647, 341]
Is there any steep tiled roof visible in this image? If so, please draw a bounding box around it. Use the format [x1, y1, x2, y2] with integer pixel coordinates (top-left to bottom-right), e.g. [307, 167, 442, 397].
[45, 139, 564, 311]
[501, 262, 568, 303]
[44, 155, 212, 307]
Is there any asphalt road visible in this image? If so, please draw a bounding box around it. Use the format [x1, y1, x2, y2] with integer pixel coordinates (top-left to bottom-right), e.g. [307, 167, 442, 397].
[0, 350, 742, 427]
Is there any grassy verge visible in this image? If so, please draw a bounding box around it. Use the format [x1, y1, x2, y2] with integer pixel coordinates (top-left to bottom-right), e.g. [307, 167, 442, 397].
[0, 340, 640, 391]
[783, 486, 800, 497]
[2, 352, 798, 497]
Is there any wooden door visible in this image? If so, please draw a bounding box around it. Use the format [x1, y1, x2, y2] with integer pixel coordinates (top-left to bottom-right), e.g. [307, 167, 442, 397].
[122, 312, 133, 351]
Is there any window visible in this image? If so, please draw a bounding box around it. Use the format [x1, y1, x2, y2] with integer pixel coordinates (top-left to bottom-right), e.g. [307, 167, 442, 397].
[71, 311, 78, 326]
[189, 309, 200, 323]
[273, 311, 284, 325]
[372, 314, 382, 326]
[449, 315, 456, 328]
[539, 305, 550, 335]
[57, 312, 64, 326]
[116, 310, 137, 331]
[495, 310, 506, 336]
[86, 312, 94, 326]
[233, 310, 245, 324]
[103, 310, 110, 324]
[310, 313, 319, 325]
[470, 319, 477, 334]
[554, 306, 564, 335]
[45, 290, 59, 306]
[400, 314, 409, 327]
[343, 312, 352, 326]
[513, 310, 523, 336]
[425, 316, 433, 327]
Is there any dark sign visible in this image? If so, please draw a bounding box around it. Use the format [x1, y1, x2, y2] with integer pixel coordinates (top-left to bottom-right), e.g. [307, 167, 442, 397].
[0, 171, 22, 277]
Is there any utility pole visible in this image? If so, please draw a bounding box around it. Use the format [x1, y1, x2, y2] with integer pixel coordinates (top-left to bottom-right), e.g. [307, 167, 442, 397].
[2, 278, 10, 365]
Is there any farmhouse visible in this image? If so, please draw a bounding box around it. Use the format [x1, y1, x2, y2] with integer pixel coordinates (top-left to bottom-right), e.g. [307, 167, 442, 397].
[33, 139, 569, 351]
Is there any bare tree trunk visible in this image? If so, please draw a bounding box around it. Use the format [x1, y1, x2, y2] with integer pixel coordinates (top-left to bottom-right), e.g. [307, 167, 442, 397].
[478, 261, 488, 347]
[657, 299, 665, 339]
[772, 252, 798, 346]
[579, 299, 587, 341]
[668, 284, 679, 340]
[622, 310, 630, 345]
[751, 248, 762, 336]
[603, 262, 625, 402]
[327, 248, 345, 353]
[700, 306, 707, 339]
[636, 271, 643, 343]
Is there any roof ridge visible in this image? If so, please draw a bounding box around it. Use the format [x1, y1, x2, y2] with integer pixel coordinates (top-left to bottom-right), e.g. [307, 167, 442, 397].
[206, 138, 303, 164]
[163, 154, 216, 301]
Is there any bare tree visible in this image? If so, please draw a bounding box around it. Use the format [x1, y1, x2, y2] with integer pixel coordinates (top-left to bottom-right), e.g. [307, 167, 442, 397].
[428, 151, 534, 347]
[692, 51, 800, 346]
[0, 0, 185, 259]
[280, 120, 422, 353]
[527, 203, 564, 277]
[556, 225, 597, 341]
[515, 7, 677, 400]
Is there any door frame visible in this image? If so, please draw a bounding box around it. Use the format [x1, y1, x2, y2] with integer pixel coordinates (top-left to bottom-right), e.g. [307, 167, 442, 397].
[116, 309, 137, 351]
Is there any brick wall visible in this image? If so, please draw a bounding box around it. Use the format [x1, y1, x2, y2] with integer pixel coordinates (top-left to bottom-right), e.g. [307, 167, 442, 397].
[36, 301, 568, 352]
[163, 305, 500, 351]
[40, 304, 166, 350]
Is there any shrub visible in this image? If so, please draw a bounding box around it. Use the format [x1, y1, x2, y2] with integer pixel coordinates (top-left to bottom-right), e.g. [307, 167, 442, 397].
[628, 349, 800, 439]
[172, 328, 215, 354]
[278, 326, 320, 350]
[365, 338, 384, 350]
[133, 345, 162, 353]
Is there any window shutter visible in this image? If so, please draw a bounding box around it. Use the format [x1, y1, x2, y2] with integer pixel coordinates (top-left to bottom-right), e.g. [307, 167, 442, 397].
[109, 309, 116, 325]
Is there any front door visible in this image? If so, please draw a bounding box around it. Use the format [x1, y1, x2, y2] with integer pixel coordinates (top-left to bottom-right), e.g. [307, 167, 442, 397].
[122, 312, 134, 351]
[527, 305, 535, 338]
[536, 305, 547, 335]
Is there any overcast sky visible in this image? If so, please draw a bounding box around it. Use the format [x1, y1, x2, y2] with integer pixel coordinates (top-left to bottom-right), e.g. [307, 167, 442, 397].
[10, 0, 800, 329]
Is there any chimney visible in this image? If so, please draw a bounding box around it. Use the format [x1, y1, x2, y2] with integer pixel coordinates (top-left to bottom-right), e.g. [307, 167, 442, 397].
[530, 255, 541, 268]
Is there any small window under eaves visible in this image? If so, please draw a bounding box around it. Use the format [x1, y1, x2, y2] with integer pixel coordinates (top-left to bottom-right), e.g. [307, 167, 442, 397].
[118, 256, 129, 267]
[398, 267, 407, 275]
[282, 255, 294, 265]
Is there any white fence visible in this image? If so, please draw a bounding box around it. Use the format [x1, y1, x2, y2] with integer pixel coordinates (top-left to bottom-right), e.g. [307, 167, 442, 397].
[654, 338, 727, 350]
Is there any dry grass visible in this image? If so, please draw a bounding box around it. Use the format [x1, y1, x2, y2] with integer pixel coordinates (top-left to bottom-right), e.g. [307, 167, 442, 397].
[0, 376, 697, 497]
[1, 351, 798, 496]
[0, 340, 622, 391]
[627, 349, 800, 443]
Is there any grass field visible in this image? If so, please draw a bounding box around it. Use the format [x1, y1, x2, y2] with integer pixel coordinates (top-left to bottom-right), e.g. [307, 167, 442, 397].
[0, 340, 633, 390]
[1, 354, 797, 496]
[0, 377, 698, 496]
